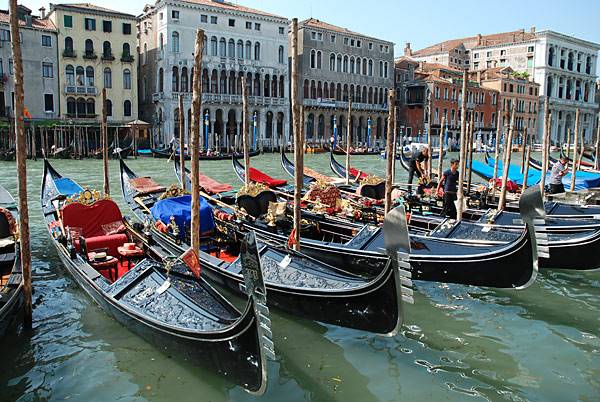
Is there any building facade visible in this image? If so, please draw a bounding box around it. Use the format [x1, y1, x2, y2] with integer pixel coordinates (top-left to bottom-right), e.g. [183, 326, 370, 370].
[297, 18, 394, 148]
[138, 0, 289, 150]
[402, 64, 499, 146]
[472, 67, 540, 138]
[46, 3, 138, 123]
[0, 6, 58, 120]
[410, 28, 599, 144]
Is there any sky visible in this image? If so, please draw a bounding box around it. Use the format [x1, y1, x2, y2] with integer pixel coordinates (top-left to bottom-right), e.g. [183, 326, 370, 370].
[11, 0, 600, 73]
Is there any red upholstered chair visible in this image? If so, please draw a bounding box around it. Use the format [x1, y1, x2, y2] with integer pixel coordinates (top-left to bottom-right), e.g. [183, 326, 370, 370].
[61, 199, 128, 257]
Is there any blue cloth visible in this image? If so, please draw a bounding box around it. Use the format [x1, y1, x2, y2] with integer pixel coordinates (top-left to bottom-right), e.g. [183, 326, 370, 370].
[54, 178, 84, 196]
[150, 195, 215, 240]
[137, 149, 152, 155]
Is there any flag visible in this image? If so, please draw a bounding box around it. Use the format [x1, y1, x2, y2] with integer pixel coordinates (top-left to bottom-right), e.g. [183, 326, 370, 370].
[180, 247, 201, 278]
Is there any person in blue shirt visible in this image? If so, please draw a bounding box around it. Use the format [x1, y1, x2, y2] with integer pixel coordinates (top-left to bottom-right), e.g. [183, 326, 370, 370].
[436, 158, 460, 219]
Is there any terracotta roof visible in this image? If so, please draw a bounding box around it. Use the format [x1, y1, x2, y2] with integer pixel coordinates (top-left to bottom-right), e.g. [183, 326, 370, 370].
[395, 56, 418, 66]
[413, 29, 536, 57]
[418, 62, 463, 74]
[51, 3, 136, 18]
[178, 0, 286, 19]
[301, 18, 391, 43]
[0, 10, 56, 31]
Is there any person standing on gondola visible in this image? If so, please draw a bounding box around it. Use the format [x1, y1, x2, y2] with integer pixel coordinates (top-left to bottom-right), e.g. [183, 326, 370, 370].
[407, 146, 429, 193]
[548, 156, 569, 194]
[436, 158, 459, 219]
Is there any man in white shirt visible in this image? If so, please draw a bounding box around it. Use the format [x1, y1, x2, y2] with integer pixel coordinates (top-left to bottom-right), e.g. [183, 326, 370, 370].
[548, 156, 569, 194]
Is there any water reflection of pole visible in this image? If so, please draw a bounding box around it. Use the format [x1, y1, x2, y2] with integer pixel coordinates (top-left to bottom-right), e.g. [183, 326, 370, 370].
[253, 111, 257, 151]
[333, 116, 337, 149]
[367, 117, 372, 149]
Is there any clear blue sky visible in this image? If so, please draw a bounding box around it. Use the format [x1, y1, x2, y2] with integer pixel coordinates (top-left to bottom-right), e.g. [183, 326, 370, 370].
[17, 0, 600, 73]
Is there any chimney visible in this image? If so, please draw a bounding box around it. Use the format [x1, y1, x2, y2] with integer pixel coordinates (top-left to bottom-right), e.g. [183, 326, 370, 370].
[530, 26, 536, 34]
[477, 33, 482, 46]
[39, 7, 46, 18]
[404, 42, 412, 56]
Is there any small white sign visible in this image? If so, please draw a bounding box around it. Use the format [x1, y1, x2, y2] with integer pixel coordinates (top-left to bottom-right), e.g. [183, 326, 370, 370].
[156, 279, 171, 295]
[481, 225, 492, 233]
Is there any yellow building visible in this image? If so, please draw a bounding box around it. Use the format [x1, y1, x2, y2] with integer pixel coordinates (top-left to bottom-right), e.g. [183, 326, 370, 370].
[46, 3, 138, 123]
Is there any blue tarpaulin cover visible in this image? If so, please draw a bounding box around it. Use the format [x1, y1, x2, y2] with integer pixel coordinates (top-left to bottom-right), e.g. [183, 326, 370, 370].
[54, 178, 84, 196]
[150, 195, 215, 239]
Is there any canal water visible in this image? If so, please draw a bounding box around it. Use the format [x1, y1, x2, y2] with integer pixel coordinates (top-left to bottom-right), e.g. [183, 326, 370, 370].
[0, 153, 598, 402]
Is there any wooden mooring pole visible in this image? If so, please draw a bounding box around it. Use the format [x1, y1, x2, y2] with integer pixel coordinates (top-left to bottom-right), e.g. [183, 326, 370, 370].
[190, 29, 204, 253]
[242, 76, 250, 187]
[456, 70, 468, 222]
[101, 89, 110, 196]
[291, 18, 302, 251]
[570, 108, 580, 192]
[498, 104, 516, 211]
[178, 95, 186, 190]
[384, 90, 396, 214]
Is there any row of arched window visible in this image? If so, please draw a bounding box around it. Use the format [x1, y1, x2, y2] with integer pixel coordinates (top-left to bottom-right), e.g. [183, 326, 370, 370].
[310, 51, 389, 78]
[546, 75, 594, 102]
[64, 37, 131, 59]
[66, 98, 132, 117]
[303, 79, 388, 105]
[65, 65, 131, 89]
[157, 67, 285, 98]
[548, 46, 594, 75]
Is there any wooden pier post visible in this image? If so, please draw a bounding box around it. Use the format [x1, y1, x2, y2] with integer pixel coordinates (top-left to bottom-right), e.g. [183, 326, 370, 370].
[391, 110, 398, 180]
[498, 104, 516, 211]
[384, 90, 396, 214]
[242, 76, 250, 187]
[436, 116, 445, 181]
[520, 127, 528, 174]
[570, 108, 580, 192]
[466, 112, 474, 194]
[521, 128, 531, 192]
[595, 111, 600, 171]
[101, 89, 109, 196]
[291, 18, 302, 250]
[190, 29, 204, 254]
[9, 0, 32, 328]
[345, 94, 352, 185]
[178, 95, 185, 190]
[427, 93, 433, 179]
[456, 70, 468, 221]
[31, 123, 36, 160]
[540, 99, 550, 195]
[491, 112, 502, 197]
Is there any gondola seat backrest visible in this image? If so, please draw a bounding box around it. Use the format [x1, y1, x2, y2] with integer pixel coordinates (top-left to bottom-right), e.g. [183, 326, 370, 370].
[61, 199, 128, 257]
[0, 207, 16, 249]
[237, 191, 277, 218]
[358, 182, 386, 200]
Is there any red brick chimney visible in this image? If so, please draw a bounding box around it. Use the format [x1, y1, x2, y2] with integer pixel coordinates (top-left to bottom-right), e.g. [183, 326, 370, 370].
[477, 34, 482, 46]
[404, 42, 412, 56]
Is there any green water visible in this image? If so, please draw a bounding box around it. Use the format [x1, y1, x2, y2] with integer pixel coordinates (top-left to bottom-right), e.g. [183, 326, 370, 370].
[0, 154, 599, 402]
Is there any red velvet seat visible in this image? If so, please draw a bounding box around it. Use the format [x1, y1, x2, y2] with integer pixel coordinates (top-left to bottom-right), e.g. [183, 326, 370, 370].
[248, 167, 287, 187]
[62, 199, 128, 257]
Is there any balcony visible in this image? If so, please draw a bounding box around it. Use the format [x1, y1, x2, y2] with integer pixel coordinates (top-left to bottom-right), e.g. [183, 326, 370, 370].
[101, 53, 115, 61]
[152, 92, 164, 102]
[165, 92, 287, 107]
[302, 98, 388, 111]
[83, 51, 97, 60]
[121, 54, 135, 63]
[64, 84, 98, 96]
[63, 49, 76, 58]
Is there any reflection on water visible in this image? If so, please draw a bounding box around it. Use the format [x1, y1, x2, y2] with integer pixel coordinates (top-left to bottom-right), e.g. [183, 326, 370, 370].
[0, 153, 598, 401]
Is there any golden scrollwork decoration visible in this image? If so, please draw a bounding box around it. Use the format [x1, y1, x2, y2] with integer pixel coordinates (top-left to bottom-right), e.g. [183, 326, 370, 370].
[63, 188, 106, 206]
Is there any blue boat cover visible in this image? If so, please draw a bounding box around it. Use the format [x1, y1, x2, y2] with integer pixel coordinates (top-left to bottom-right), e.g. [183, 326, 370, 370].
[485, 157, 600, 191]
[150, 195, 215, 239]
[137, 149, 152, 155]
[54, 177, 84, 196]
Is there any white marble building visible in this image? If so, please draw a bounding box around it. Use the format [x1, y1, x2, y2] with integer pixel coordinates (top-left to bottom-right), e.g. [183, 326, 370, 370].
[138, 0, 289, 151]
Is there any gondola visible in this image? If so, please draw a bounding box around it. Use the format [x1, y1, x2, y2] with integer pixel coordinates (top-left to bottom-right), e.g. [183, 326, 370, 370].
[232, 155, 288, 188]
[122, 158, 410, 335]
[42, 159, 274, 394]
[152, 146, 260, 161]
[0, 185, 24, 337]
[281, 150, 342, 185]
[0, 148, 16, 161]
[178, 154, 542, 289]
[323, 144, 380, 156]
[51, 145, 72, 159]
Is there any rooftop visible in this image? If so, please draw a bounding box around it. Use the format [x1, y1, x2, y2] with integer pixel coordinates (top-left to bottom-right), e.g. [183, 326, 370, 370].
[301, 18, 392, 43]
[171, 0, 286, 20]
[0, 9, 56, 31]
[50, 3, 136, 18]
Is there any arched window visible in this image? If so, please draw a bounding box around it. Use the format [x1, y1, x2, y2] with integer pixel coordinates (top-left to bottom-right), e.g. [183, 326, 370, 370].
[303, 79, 309, 98]
[181, 67, 188, 92]
[310, 50, 316, 69]
[105, 99, 112, 116]
[202, 69, 209, 93]
[228, 39, 235, 58]
[210, 36, 217, 56]
[254, 42, 261, 60]
[76, 98, 86, 116]
[350, 57, 355, 74]
[567, 51, 574, 71]
[368, 59, 373, 76]
[122, 43, 131, 57]
[546, 76, 553, 97]
[237, 40, 244, 58]
[158, 67, 164, 92]
[85, 39, 94, 56]
[310, 80, 316, 99]
[343, 55, 348, 73]
[159, 33, 164, 50]
[211, 70, 218, 93]
[379, 61, 383, 77]
[172, 66, 179, 92]
[329, 53, 335, 71]
[66, 65, 75, 85]
[67, 97, 76, 115]
[123, 69, 131, 89]
[384, 62, 388, 78]
[317, 51, 322, 69]
[172, 31, 180, 53]
[102, 41, 111, 58]
[143, 43, 147, 64]
[124, 100, 132, 117]
[279, 46, 284, 64]
[586, 56, 592, 74]
[85, 66, 94, 86]
[86, 98, 95, 116]
[279, 76, 284, 98]
[75, 66, 84, 86]
[337, 54, 342, 72]
[548, 46, 555, 66]
[64, 37, 73, 52]
[219, 38, 226, 57]
[245, 41, 251, 59]
[356, 58, 361, 75]
[219, 70, 226, 93]
[103, 67, 112, 88]
[362, 59, 367, 75]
